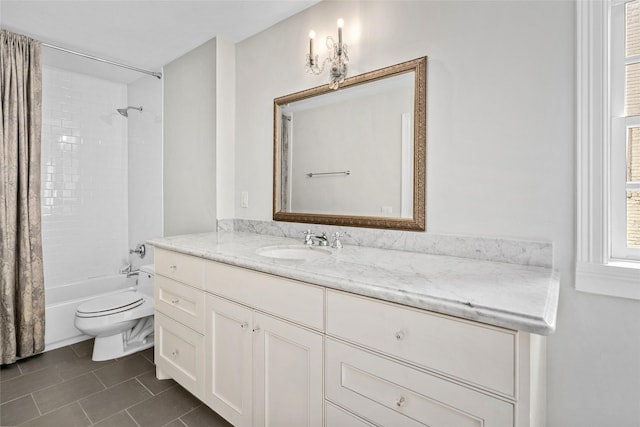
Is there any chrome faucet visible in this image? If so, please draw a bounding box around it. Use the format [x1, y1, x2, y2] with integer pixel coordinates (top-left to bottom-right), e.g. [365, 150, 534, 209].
[303, 230, 329, 246]
[129, 243, 146, 258]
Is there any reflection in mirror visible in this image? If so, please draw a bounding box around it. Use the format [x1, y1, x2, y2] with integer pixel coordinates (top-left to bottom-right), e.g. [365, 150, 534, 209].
[273, 57, 426, 231]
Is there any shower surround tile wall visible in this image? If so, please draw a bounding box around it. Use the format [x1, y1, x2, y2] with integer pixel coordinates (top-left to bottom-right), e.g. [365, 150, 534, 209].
[41, 66, 128, 288]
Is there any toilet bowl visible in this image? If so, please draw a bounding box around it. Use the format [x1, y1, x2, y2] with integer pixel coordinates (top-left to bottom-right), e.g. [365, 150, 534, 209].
[75, 264, 155, 361]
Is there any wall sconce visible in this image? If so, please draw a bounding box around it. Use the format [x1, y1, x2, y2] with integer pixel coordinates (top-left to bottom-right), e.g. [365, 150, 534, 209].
[305, 18, 349, 90]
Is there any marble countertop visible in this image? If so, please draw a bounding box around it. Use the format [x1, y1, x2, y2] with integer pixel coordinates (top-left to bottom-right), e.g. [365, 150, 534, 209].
[148, 231, 559, 335]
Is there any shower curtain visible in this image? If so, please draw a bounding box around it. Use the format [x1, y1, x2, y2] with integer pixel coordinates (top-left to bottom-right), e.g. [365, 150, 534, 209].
[0, 29, 45, 364]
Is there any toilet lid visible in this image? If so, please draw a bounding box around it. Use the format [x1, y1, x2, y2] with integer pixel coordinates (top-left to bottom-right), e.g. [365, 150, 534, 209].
[76, 291, 144, 317]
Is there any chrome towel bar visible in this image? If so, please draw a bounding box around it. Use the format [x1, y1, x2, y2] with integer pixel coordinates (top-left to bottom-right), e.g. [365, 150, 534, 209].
[306, 170, 351, 178]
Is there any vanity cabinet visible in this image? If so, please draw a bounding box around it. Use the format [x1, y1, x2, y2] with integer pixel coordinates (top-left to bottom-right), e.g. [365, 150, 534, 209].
[324, 290, 544, 427]
[155, 248, 324, 427]
[154, 247, 546, 427]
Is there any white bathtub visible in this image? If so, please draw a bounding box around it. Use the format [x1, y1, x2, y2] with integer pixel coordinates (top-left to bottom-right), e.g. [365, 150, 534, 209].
[44, 275, 137, 351]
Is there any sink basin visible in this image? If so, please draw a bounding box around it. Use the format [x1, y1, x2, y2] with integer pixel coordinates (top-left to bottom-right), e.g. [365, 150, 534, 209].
[257, 245, 332, 262]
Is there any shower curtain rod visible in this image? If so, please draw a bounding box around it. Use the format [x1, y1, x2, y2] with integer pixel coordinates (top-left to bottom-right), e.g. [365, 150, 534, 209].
[41, 42, 162, 80]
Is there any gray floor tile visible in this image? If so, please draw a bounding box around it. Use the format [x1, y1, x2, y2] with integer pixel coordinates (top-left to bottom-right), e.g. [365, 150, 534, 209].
[93, 354, 154, 387]
[0, 395, 40, 427]
[33, 372, 105, 414]
[163, 420, 187, 427]
[140, 347, 154, 364]
[55, 354, 114, 381]
[127, 385, 201, 427]
[70, 339, 94, 358]
[18, 402, 90, 427]
[17, 347, 77, 374]
[92, 411, 139, 427]
[0, 363, 21, 382]
[180, 404, 233, 427]
[136, 370, 176, 395]
[80, 378, 152, 424]
[0, 368, 63, 404]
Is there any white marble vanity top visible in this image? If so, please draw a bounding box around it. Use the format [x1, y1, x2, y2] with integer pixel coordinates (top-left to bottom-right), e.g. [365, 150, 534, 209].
[148, 231, 559, 335]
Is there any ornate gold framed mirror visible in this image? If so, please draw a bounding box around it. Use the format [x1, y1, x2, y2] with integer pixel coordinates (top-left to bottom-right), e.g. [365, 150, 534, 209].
[273, 57, 426, 231]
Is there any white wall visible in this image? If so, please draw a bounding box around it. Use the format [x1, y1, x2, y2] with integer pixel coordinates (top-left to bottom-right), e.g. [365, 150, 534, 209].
[216, 38, 236, 220]
[163, 38, 217, 236]
[128, 75, 163, 269]
[41, 66, 128, 287]
[233, 1, 640, 426]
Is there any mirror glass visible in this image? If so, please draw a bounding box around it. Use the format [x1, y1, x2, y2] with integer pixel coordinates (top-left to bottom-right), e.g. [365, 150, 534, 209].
[273, 57, 426, 231]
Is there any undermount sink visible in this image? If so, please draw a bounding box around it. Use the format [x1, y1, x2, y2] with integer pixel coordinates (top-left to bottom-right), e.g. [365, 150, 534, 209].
[257, 245, 332, 262]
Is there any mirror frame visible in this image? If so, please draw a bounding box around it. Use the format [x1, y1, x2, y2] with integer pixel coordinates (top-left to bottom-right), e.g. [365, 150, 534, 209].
[273, 56, 427, 231]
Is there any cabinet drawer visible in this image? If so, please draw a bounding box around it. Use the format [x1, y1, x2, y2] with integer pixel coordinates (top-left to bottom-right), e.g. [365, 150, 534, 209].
[326, 290, 516, 398]
[205, 260, 324, 330]
[155, 275, 205, 333]
[326, 339, 514, 427]
[155, 312, 204, 399]
[155, 248, 205, 289]
[326, 402, 376, 427]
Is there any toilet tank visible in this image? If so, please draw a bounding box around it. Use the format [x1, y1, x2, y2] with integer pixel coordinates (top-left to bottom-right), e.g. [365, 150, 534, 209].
[138, 264, 155, 296]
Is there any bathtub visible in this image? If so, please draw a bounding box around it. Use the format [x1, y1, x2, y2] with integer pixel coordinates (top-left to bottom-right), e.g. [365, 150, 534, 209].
[44, 274, 137, 351]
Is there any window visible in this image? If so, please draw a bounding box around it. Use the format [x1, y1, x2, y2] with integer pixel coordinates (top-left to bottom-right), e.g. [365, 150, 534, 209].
[576, 0, 640, 299]
[611, 0, 640, 260]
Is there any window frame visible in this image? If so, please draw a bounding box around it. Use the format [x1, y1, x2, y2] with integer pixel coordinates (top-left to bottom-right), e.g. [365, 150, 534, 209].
[576, 0, 640, 300]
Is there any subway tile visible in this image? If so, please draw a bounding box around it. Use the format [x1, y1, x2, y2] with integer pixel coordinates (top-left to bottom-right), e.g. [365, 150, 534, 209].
[33, 372, 104, 414]
[79, 378, 151, 424]
[0, 394, 40, 427]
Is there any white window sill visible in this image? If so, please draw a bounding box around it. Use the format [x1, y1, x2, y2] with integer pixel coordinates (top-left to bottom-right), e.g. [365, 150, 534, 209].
[576, 261, 640, 300]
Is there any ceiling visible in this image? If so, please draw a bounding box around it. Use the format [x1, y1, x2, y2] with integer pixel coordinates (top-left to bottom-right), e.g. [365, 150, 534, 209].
[1, 0, 320, 83]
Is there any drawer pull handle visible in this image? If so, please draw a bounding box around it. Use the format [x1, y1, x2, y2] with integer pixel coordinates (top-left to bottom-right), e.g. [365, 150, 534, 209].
[171, 349, 179, 358]
[240, 322, 248, 329]
[396, 396, 406, 408]
[395, 331, 405, 341]
[171, 299, 180, 305]
[169, 264, 177, 271]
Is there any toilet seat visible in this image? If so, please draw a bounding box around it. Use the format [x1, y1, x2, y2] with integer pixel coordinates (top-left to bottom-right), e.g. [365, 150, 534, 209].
[76, 291, 144, 318]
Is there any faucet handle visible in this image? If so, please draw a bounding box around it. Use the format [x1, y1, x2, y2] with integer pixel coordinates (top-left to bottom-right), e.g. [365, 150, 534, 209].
[331, 232, 343, 249]
[303, 229, 314, 245]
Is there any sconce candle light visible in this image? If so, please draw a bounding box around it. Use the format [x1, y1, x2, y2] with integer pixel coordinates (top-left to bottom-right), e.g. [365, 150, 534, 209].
[305, 18, 349, 90]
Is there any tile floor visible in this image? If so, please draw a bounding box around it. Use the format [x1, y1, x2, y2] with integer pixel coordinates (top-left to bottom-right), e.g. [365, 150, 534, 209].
[0, 341, 232, 427]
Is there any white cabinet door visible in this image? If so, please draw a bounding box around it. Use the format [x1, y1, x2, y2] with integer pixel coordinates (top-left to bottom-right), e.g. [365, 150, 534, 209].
[253, 312, 324, 427]
[204, 295, 253, 427]
[155, 312, 204, 399]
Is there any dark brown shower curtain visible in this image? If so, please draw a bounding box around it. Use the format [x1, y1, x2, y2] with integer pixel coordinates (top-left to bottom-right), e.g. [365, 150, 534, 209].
[0, 29, 45, 364]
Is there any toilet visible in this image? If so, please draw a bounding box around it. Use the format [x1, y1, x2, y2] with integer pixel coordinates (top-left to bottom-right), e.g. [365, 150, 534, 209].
[75, 265, 155, 361]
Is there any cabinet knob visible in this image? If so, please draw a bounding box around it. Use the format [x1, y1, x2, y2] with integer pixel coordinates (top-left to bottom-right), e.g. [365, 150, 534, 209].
[240, 322, 248, 329]
[171, 299, 179, 305]
[395, 330, 405, 341]
[396, 396, 406, 407]
[171, 349, 179, 358]
[252, 326, 261, 333]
